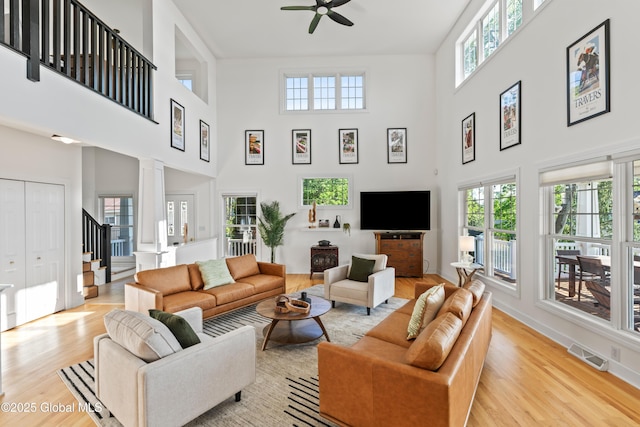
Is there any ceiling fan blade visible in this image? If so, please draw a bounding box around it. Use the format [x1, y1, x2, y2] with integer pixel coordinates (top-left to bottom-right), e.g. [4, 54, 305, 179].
[281, 6, 315, 11]
[328, 0, 352, 8]
[327, 10, 354, 27]
[308, 13, 323, 33]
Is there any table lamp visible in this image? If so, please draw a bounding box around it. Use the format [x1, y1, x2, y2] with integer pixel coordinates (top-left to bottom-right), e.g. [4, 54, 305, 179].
[459, 235, 475, 265]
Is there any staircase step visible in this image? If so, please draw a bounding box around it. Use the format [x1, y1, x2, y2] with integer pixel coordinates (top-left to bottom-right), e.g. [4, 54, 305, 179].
[83, 270, 94, 286]
[90, 259, 102, 271]
[94, 266, 107, 285]
[82, 261, 91, 272]
[83, 284, 98, 299]
[82, 252, 92, 263]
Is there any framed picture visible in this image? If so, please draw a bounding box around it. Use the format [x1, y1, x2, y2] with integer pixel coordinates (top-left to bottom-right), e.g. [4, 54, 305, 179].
[387, 128, 407, 164]
[318, 219, 330, 228]
[170, 99, 185, 151]
[199, 120, 210, 162]
[500, 80, 521, 151]
[339, 129, 358, 164]
[462, 113, 475, 165]
[245, 130, 264, 165]
[566, 19, 610, 126]
[292, 129, 311, 164]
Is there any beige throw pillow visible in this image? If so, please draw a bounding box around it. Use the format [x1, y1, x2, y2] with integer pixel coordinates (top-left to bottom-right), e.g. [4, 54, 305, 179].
[407, 284, 445, 340]
[196, 259, 235, 290]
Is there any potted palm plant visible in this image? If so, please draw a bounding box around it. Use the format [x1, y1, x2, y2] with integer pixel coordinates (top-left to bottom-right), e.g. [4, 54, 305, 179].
[257, 200, 296, 263]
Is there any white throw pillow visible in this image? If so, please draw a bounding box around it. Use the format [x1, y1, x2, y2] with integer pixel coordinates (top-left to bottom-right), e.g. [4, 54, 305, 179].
[104, 309, 182, 362]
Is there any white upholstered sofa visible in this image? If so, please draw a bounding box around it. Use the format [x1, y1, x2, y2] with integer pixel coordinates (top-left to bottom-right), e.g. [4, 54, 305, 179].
[324, 253, 395, 315]
[94, 307, 256, 427]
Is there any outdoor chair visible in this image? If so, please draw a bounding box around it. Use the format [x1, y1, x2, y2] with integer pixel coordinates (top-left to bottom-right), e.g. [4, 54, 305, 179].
[576, 256, 608, 302]
[556, 249, 581, 290]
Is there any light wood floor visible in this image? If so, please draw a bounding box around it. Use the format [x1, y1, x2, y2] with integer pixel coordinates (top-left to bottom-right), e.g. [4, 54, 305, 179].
[1, 274, 639, 426]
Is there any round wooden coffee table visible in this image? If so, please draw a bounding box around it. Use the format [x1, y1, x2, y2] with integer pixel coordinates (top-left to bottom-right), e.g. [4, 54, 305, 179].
[256, 294, 331, 351]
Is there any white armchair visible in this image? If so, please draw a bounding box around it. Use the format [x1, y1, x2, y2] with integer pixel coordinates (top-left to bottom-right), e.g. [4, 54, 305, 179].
[324, 253, 395, 315]
[94, 307, 256, 427]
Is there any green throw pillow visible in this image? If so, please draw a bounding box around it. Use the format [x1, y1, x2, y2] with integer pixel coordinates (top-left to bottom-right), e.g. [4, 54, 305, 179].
[149, 309, 201, 349]
[348, 256, 376, 282]
[196, 259, 235, 290]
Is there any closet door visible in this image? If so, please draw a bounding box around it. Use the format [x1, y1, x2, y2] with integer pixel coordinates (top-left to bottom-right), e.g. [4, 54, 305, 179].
[0, 179, 26, 331]
[24, 182, 65, 323]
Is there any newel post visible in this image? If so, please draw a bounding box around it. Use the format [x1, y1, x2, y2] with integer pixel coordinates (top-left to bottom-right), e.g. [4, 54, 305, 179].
[22, 0, 40, 81]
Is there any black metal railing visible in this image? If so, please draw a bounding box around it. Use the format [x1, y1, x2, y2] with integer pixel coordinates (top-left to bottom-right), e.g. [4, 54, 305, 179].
[83, 208, 111, 283]
[0, 0, 155, 120]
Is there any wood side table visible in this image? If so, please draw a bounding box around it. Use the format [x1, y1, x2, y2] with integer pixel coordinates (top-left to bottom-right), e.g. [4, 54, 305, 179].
[310, 245, 339, 278]
[256, 295, 331, 351]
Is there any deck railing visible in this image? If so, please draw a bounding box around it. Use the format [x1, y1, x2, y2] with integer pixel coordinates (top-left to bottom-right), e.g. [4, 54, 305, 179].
[0, 0, 156, 120]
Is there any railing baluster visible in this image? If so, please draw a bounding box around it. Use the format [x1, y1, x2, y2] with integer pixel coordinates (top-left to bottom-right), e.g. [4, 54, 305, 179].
[41, 0, 49, 64]
[0, 0, 5, 44]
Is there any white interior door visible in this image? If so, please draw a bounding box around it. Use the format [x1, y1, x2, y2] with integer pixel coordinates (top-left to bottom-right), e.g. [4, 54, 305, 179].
[24, 182, 65, 323]
[166, 194, 195, 246]
[0, 179, 26, 331]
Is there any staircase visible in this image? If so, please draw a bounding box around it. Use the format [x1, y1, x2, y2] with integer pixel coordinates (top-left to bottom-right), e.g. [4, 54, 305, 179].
[82, 252, 106, 299]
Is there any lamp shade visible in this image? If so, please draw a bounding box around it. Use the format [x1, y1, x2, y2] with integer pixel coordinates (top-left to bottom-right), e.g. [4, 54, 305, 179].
[459, 235, 475, 252]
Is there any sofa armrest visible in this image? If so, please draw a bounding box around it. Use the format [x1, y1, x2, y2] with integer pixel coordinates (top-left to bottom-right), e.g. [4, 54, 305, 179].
[174, 307, 203, 334]
[257, 261, 286, 278]
[125, 282, 163, 314]
[323, 264, 349, 299]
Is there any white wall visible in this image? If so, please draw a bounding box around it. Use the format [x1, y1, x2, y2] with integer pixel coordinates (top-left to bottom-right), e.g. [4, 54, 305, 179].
[435, 0, 640, 386]
[217, 54, 439, 272]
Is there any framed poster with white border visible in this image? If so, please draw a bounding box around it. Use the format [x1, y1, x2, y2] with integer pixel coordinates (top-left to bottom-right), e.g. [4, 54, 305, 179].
[462, 113, 475, 165]
[200, 120, 210, 162]
[500, 80, 521, 151]
[566, 19, 610, 126]
[292, 129, 311, 164]
[339, 129, 358, 164]
[170, 99, 185, 151]
[245, 130, 264, 165]
[387, 128, 407, 164]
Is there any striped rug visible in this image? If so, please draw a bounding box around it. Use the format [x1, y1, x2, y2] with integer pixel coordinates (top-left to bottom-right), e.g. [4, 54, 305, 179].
[58, 285, 408, 426]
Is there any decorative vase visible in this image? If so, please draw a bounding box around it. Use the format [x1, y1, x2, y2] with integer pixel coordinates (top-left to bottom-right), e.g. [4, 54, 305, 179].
[333, 215, 341, 228]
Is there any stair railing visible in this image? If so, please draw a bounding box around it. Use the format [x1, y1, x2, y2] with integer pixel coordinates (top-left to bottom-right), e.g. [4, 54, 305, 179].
[82, 209, 111, 283]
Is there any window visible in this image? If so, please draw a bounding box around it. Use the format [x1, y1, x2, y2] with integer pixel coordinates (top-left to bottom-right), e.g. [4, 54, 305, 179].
[223, 194, 257, 257]
[300, 176, 351, 208]
[99, 196, 134, 257]
[461, 177, 518, 286]
[283, 72, 366, 112]
[457, 0, 531, 86]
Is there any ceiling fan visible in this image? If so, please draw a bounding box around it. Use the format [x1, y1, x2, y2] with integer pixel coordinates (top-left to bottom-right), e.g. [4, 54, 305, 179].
[281, 0, 354, 34]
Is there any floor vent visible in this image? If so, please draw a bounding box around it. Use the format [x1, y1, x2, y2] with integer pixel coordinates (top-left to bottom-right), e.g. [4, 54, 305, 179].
[568, 343, 609, 371]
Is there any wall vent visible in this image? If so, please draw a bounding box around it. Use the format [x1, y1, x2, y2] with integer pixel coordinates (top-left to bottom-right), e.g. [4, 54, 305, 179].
[568, 343, 609, 371]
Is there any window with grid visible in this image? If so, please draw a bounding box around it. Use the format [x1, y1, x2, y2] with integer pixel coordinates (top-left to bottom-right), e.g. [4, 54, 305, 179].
[463, 32, 478, 79]
[99, 196, 134, 257]
[462, 178, 518, 287]
[283, 72, 366, 112]
[223, 195, 257, 257]
[482, 3, 500, 60]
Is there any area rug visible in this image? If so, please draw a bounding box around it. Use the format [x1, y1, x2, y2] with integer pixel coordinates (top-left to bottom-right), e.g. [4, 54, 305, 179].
[58, 285, 409, 426]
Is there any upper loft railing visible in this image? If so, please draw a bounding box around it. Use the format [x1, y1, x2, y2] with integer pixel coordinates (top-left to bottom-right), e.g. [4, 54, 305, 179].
[0, 0, 156, 121]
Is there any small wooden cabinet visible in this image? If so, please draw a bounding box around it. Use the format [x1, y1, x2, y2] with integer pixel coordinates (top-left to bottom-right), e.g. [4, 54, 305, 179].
[374, 232, 424, 277]
[310, 245, 339, 278]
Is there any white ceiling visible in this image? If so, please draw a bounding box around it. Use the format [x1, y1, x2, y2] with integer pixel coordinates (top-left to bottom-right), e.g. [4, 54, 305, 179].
[172, 0, 471, 59]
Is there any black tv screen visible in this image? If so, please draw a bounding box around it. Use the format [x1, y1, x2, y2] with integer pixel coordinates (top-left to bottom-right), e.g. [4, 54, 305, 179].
[360, 191, 431, 230]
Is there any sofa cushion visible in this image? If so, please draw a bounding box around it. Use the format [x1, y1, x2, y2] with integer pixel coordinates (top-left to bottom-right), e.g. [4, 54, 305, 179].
[104, 309, 182, 363]
[463, 279, 486, 307]
[405, 312, 463, 370]
[237, 274, 285, 294]
[226, 254, 261, 280]
[365, 311, 414, 349]
[149, 309, 201, 349]
[200, 282, 256, 305]
[135, 264, 192, 296]
[163, 291, 217, 313]
[407, 284, 445, 340]
[348, 256, 376, 282]
[352, 253, 387, 273]
[436, 288, 473, 326]
[187, 263, 205, 290]
[196, 259, 235, 290]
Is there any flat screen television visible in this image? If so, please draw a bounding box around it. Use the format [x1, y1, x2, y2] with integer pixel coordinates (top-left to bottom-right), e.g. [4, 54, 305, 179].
[360, 191, 430, 230]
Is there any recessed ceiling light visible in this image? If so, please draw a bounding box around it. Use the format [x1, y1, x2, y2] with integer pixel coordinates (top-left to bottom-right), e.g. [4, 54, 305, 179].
[51, 134, 79, 144]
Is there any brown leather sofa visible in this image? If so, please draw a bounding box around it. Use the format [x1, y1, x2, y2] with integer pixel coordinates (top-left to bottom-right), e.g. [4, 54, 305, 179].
[318, 280, 492, 427]
[124, 254, 285, 319]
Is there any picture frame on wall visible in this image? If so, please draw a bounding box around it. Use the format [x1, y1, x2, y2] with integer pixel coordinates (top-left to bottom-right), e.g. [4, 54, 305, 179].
[566, 19, 610, 126]
[462, 113, 475, 165]
[500, 80, 521, 151]
[170, 99, 185, 151]
[339, 128, 358, 164]
[245, 130, 264, 165]
[199, 120, 210, 162]
[292, 129, 311, 164]
[387, 128, 407, 164]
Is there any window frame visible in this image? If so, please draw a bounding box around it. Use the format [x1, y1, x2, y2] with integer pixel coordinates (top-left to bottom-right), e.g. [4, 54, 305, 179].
[281, 70, 367, 113]
[298, 174, 353, 209]
[98, 195, 135, 258]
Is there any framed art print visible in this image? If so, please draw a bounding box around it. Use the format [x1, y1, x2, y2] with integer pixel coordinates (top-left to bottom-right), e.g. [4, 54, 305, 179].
[500, 80, 521, 151]
[387, 128, 407, 164]
[292, 129, 311, 164]
[462, 113, 475, 165]
[245, 130, 264, 165]
[170, 99, 185, 151]
[200, 120, 210, 162]
[339, 129, 358, 164]
[566, 19, 610, 126]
